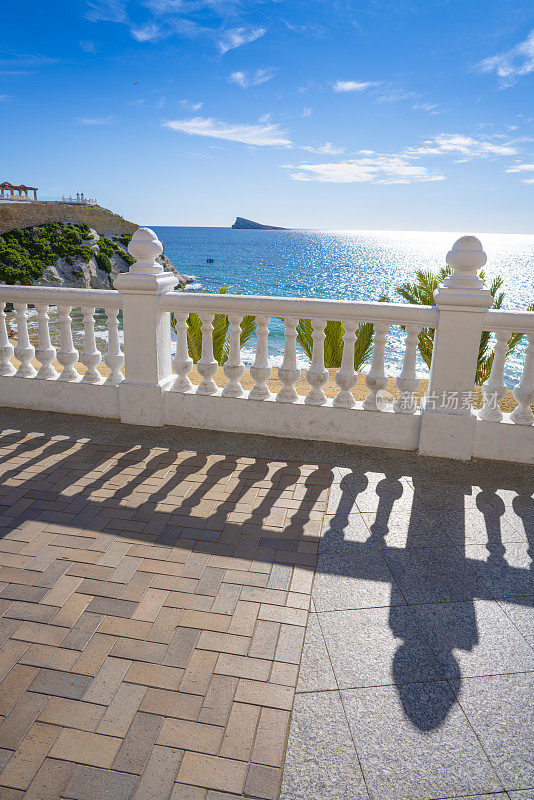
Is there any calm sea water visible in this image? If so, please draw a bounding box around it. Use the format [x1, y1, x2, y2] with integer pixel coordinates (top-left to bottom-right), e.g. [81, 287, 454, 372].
[19, 227, 534, 385]
[152, 227, 534, 385]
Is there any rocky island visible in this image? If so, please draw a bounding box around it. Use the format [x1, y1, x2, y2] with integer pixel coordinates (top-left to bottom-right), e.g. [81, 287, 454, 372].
[231, 217, 286, 230]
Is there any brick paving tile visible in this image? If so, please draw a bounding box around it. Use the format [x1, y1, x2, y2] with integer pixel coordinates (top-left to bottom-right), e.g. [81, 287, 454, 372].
[29, 668, 92, 700]
[39, 697, 106, 732]
[96, 683, 146, 737]
[0, 722, 60, 790]
[49, 728, 123, 768]
[23, 757, 74, 800]
[176, 753, 248, 794]
[0, 439, 325, 800]
[61, 765, 139, 800]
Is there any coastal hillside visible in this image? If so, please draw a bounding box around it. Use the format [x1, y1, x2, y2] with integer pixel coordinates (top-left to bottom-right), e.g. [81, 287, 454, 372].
[0, 222, 188, 290]
[231, 217, 286, 230]
[0, 201, 136, 237]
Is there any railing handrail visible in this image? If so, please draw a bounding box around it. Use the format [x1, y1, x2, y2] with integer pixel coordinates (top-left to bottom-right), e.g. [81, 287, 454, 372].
[0, 285, 122, 309]
[160, 291, 439, 326]
[482, 308, 534, 332]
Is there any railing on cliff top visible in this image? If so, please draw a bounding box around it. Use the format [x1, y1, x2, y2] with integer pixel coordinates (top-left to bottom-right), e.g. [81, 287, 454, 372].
[0, 227, 533, 464]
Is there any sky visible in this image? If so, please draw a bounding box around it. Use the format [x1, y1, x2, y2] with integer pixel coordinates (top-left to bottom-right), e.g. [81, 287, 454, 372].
[1, 0, 534, 232]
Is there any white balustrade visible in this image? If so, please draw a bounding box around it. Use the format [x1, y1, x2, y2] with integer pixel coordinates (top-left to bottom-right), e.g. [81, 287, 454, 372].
[14, 303, 37, 378]
[277, 316, 300, 403]
[35, 304, 59, 380]
[305, 318, 328, 406]
[104, 308, 124, 386]
[222, 314, 245, 398]
[479, 329, 510, 422]
[394, 324, 421, 414]
[80, 306, 103, 384]
[0, 305, 15, 376]
[1, 229, 533, 464]
[249, 315, 272, 400]
[171, 312, 193, 392]
[363, 322, 389, 411]
[57, 305, 81, 382]
[333, 320, 357, 408]
[196, 313, 218, 395]
[511, 333, 534, 425]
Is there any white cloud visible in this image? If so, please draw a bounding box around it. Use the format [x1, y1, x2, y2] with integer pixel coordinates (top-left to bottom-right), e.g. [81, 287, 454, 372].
[163, 115, 292, 147]
[86, 0, 127, 23]
[332, 80, 378, 93]
[302, 106, 312, 117]
[180, 99, 203, 111]
[506, 163, 534, 172]
[218, 26, 266, 54]
[302, 142, 345, 155]
[406, 133, 518, 159]
[478, 29, 534, 87]
[228, 68, 274, 88]
[131, 22, 162, 41]
[79, 40, 97, 53]
[77, 115, 115, 125]
[286, 155, 445, 184]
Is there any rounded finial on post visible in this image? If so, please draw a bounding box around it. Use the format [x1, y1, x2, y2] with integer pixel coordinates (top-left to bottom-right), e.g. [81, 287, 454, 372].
[443, 235, 487, 290]
[128, 227, 164, 274]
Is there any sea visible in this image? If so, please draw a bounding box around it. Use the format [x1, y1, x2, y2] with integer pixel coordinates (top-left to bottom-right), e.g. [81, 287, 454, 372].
[20, 228, 534, 386]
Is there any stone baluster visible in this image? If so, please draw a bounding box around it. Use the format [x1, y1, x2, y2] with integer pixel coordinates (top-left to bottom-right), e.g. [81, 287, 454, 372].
[14, 303, 37, 378]
[0, 305, 15, 376]
[333, 320, 357, 408]
[81, 306, 103, 383]
[222, 314, 245, 397]
[363, 322, 389, 410]
[196, 313, 218, 395]
[249, 315, 272, 400]
[394, 324, 421, 414]
[171, 311, 193, 392]
[57, 305, 81, 382]
[305, 318, 329, 406]
[479, 329, 510, 422]
[276, 316, 300, 403]
[511, 333, 534, 425]
[35, 304, 58, 379]
[104, 308, 124, 386]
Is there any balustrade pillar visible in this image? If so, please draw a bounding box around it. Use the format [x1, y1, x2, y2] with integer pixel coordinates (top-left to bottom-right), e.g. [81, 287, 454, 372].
[81, 307, 103, 384]
[419, 236, 493, 459]
[222, 314, 245, 397]
[394, 324, 421, 414]
[333, 320, 357, 408]
[57, 305, 80, 381]
[104, 308, 125, 386]
[249, 315, 272, 400]
[479, 329, 510, 422]
[305, 318, 328, 405]
[511, 333, 534, 425]
[277, 316, 300, 403]
[0, 305, 15, 376]
[197, 314, 218, 395]
[14, 303, 37, 378]
[363, 323, 389, 410]
[114, 227, 177, 425]
[171, 311, 193, 392]
[35, 304, 58, 379]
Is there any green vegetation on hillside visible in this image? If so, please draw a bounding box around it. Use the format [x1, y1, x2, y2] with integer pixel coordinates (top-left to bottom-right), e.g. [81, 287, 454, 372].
[0, 223, 134, 285]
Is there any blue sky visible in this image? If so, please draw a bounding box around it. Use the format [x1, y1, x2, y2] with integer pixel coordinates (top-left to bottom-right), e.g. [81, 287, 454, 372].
[1, 0, 533, 231]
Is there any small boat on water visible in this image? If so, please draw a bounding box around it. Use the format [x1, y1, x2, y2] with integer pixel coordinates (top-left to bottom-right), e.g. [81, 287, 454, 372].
[206, 258, 214, 263]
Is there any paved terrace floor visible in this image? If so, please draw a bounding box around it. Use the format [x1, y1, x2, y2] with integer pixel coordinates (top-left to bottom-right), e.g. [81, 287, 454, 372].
[0, 408, 532, 800]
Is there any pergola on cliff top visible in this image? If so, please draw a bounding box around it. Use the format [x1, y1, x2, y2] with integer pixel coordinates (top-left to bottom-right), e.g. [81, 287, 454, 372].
[0, 181, 38, 200]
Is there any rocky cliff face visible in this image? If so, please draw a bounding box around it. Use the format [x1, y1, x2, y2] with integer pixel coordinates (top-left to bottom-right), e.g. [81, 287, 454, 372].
[231, 217, 286, 230]
[40, 230, 189, 290]
[0, 202, 137, 236]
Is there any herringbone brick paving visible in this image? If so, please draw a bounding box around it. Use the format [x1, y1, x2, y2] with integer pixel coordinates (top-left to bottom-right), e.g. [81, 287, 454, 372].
[0, 431, 330, 799]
